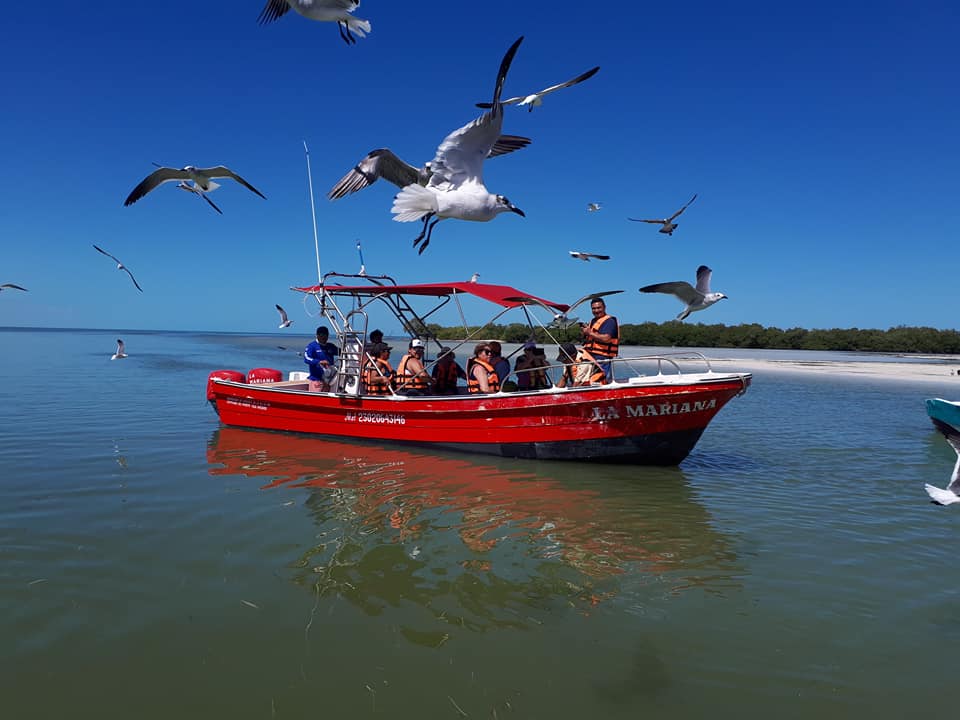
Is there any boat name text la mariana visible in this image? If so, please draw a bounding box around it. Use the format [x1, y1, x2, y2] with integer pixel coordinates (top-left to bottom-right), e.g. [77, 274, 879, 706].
[591, 398, 716, 421]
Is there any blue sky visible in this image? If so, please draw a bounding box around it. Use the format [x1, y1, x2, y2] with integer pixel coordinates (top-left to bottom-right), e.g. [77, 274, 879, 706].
[1, 1, 957, 334]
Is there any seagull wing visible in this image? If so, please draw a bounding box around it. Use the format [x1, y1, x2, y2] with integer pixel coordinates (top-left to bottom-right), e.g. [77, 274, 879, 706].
[257, 0, 292, 24]
[628, 217, 667, 224]
[123, 267, 144, 293]
[116, 339, 125, 354]
[531, 65, 601, 98]
[276, 304, 289, 323]
[502, 295, 561, 316]
[93, 244, 122, 265]
[428, 37, 522, 190]
[639, 281, 702, 304]
[590, 253, 611, 260]
[566, 290, 624, 313]
[199, 191, 223, 214]
[668, 193, 698, 221]
[931, 418, 960, 495]
[196, 166, 267, 199]
[124, 167, 190, 206]
[1, 283, 28, 291]
[694, 265, 713, 294]
[487, 134, 532, 158]
[328, 148, 421, 199]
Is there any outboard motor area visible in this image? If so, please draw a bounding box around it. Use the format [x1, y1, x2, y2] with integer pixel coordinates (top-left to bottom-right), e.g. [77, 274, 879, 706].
[206, 370, 246, 403]
[247, 368, 283, 384]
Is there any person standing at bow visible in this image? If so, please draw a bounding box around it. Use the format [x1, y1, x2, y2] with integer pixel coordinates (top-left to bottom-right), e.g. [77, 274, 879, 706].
[580, 297, 619, 383]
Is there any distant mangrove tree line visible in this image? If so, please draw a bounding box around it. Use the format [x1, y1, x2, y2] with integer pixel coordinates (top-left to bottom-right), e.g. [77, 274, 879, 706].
[412, 321, 960, 354]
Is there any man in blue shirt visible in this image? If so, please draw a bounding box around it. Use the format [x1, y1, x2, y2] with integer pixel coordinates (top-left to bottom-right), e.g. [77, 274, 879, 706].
[304, 326, 335, 392]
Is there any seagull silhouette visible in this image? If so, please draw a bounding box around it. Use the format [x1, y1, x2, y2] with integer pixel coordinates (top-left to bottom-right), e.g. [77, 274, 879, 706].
[504, 290, 623, 329]
[476, 66, 600, 112]
[111, 339, 128, 360]
[586, 202, 602, 212]
[926, 418, 960, 505]
[639, 265, 726, 321]
[93, 245, 143, 292]
[390, 36, 526, 254]
[569, 251, 610, 262]
[124, 165, 265, 207]
[276, 304, 292, 328]
[1, 283, 28, 292]
[628, 194, 698, 235]
[257, 0, 371, 45]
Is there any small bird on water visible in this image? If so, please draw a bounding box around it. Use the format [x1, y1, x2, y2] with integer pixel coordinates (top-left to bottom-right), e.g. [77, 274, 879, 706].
[639, 265, 727, 321]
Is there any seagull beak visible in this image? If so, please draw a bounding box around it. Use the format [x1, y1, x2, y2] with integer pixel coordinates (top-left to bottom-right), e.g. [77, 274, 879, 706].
[509, 204, 525, 217]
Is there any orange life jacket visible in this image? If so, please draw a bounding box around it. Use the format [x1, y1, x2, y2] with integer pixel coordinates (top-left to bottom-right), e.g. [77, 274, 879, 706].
[363, 358, 394, 395]
[577, 348, 608, 385]
[467, 358, 500, 393]
[396, 353, 430, 392]
[582, 314, 619, 358]
[432, 360, 463, 394]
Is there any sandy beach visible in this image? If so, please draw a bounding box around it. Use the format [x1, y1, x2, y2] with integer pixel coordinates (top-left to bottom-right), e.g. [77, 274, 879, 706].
[704, 355, 960, 384]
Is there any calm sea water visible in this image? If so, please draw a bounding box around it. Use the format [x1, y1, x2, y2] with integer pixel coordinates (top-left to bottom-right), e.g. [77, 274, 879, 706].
[2, 328, 959, 719]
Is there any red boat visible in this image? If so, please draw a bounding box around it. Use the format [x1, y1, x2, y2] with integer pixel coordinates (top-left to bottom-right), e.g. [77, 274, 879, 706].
[206, 274, 751, 464]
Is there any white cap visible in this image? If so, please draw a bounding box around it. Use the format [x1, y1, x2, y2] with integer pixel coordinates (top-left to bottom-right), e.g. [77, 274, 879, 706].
[409, 338, 425, 348]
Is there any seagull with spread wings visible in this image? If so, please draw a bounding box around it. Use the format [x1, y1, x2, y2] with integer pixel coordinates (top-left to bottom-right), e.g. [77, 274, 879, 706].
[276, 304, 292, 329]
[476, 65, 600, 112]
[111, 339, 128, 360]
[628, 194, 698, 236]
[257, 0, 371, 45]
[1, 283, 28, 292]
[389, 37, 527, 254]
[926, 418, 960, 505]
[504, 290, 624, 329]
[569, 251, 610, 262]
[124, 165, 265, 208]
[639, 265, 726, 321]
[93, 245, 143, 293]
[328, 137, 531, 201]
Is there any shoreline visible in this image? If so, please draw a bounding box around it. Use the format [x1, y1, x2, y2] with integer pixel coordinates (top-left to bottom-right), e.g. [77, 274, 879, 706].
[704, 355, 960, 384]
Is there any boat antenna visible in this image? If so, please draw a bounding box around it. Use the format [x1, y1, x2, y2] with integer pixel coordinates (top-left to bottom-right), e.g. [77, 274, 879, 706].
[356, 239, 366, 276]
[303, 140, 321, 284]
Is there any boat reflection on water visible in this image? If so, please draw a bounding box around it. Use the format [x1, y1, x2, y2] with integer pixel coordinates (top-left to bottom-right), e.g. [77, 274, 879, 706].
[207, 428, 741, 635]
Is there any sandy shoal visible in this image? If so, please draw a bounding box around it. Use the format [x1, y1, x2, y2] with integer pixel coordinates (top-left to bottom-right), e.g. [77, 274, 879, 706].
[703, 356, 960, 384]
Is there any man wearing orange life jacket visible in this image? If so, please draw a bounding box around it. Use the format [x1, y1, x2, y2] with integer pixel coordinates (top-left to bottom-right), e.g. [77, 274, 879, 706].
[395, 338, 433, 395]
[580, 297, 619, 383]
[432, 346, 467, 395]
[363, 342, 394, 395]
[467, 343, 500, 394]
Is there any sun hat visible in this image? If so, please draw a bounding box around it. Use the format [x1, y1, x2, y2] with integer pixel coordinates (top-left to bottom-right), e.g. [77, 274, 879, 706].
[557, 342, 577, 362]
[410, 338, 425, 349]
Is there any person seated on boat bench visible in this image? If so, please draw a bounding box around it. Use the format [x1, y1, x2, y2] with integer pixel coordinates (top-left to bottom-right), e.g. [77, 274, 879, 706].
[467, 343, 500, 394]
[363, 342, 394, 395]
[580, 297, 619, 383]
[432, 346, 467, 395]
[395, 338, 433, 396]
[555, 342, 580, 388]
[514, 342, 551, 390]
[363, 328, 384, 356]
[304, 326, 335, 392]
[487, 341, 511, 386]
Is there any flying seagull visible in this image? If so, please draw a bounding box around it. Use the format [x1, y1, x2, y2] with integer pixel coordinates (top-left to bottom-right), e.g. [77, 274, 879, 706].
[124, 166, 266, 207]
[328, 136, 531, 200]
[356, 240, 366, 275]
[504, 290, 624, 329]
[276, 304, 292, 328]
[176, 181, 223, 215]
[1, 283, 28, 292]
[926, 418, 960, 505]
[628, 194, 698, 236]
[639, 265, 727, 321]
[391, 36, 527, 254]
[587, 202, 602, 212]
[476, 65, 600, 112]
[257, 0, 371, 44]
[111, 339, 128, 360]
[569, 251, 610, 262]
[93, 245, 143, 292]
